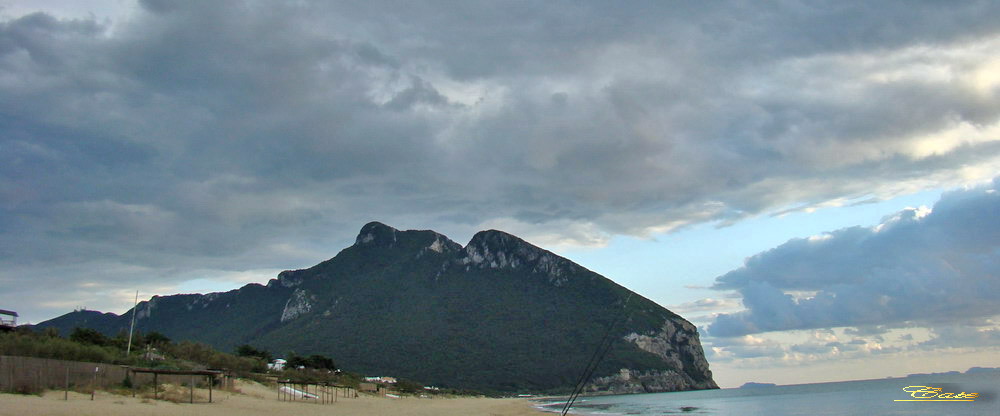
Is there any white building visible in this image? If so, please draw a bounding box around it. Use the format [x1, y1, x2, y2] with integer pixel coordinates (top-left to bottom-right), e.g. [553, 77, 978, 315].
[364, 376, 397, 384]
[268, 358, 287, 371]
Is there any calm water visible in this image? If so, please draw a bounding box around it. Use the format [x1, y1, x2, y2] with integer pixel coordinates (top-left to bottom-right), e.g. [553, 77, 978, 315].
[536, 372, 998, 416]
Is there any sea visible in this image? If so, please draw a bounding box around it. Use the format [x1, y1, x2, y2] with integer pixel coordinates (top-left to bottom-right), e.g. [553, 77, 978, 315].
[535, 371, 998, 416]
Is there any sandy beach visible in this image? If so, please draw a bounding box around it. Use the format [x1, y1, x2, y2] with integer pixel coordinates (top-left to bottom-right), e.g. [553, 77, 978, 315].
[0, 380, 547, 416]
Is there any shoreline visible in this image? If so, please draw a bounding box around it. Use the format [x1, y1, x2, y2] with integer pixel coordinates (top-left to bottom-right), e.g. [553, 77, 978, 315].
[0, 379, 547, 416]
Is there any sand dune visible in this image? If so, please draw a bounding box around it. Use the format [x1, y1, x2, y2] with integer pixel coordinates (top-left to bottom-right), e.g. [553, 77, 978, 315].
[0, 379, 546, 416]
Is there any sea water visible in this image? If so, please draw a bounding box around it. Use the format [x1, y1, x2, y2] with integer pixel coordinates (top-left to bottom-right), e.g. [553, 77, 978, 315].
[537, 371, 998, 416]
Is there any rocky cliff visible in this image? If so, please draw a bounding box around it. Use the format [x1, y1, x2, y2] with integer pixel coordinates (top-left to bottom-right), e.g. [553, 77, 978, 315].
[589, 319, 718, 393]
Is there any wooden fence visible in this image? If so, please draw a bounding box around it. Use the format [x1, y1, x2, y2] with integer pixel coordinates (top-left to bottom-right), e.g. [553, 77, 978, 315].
[0, 355, 213, 395]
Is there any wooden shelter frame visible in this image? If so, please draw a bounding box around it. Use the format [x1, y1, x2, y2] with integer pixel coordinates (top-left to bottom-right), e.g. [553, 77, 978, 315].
[127, 367, 223, 403]
[277, 379, 357, 404]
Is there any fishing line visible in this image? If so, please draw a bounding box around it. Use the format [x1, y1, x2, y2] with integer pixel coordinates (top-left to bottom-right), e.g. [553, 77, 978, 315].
[560, 293, 632, 416]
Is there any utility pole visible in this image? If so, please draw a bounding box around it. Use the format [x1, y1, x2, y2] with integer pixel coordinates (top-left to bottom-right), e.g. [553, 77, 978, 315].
[126, 290, 139, 356]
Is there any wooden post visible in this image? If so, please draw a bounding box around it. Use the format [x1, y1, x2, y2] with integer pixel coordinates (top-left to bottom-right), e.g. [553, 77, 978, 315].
[131, 370, 136, 398]
[91, 367, 97, 400]
[153, 373, 158, 400]
[208, 375, 213, 403]
[189, 375, 194, 404]
[64, 367, 69, 400]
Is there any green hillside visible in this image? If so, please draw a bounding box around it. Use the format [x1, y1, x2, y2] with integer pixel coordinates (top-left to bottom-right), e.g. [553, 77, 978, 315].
[36, 222, 717, 393]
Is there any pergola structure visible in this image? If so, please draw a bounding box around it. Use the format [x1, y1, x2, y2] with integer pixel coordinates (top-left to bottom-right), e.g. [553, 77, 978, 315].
[0, 309, 17, 331]
[277, 379, 357, 404]
[127, 367, 223, 403]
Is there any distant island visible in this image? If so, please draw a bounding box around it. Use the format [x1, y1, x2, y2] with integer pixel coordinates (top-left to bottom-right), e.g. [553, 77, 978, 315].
[905, 367, 999, 378]
[906, 371, 961, 377]
[739, 382, 777, 388]
[964, 367, 999, 374]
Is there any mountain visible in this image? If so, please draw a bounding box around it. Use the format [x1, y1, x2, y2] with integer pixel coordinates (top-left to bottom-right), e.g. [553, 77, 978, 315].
[36, 222, 718, 393]
[739, 382, 777, 388]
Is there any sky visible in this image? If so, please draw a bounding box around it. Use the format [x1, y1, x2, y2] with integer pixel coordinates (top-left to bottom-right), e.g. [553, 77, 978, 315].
[1, 0, 998, 388]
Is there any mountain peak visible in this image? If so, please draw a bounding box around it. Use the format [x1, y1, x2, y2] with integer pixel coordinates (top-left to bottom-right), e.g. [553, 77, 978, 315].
[468, 229, 519, 247]
[462, 229, 580, 283]
[354, 221, 463, 254]
[355, 221, 400, 247]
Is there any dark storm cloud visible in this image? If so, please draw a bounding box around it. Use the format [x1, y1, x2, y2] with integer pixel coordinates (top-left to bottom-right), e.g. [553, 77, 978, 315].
[2, 0, 1000, 322]
[708, 179, 1000, 337]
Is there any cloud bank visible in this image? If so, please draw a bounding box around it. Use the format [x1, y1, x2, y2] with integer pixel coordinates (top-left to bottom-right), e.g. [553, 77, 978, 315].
[2, 1, 1000, 321]
[708, 179, 1000, 337]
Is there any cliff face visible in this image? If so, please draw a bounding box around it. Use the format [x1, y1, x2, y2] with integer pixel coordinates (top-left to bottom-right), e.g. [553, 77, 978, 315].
[37, 221, 717, 393]
[590, 319, 718, 393]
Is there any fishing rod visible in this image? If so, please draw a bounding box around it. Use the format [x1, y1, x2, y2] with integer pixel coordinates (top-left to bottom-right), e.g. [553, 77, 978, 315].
[560, 293, 632, 416]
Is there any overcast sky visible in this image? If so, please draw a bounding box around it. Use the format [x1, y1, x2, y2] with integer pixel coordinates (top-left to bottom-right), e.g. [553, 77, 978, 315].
[2, 0, 998, 387]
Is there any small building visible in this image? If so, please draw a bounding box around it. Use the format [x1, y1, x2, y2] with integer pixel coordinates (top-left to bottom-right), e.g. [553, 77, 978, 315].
[268, 358, 287, 371]
[364, 376, 397, 384]
[0, 309, 17, 331]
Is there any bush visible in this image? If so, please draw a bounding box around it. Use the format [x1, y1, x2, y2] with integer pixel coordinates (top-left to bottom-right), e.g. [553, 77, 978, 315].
[144, 332, 171, 346]
[285, 352, 337, 371]
[69, 327, 109, 347]
[0, 330, 264, 374]
[236, 344, 272, 363]
[163, 340, 266, 374]
[0, 331, 119, 363]
[395, 378, 424, 394]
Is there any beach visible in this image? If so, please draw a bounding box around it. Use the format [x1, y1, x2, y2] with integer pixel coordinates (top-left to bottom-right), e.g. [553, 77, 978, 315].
[0, 379, 546, 416]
